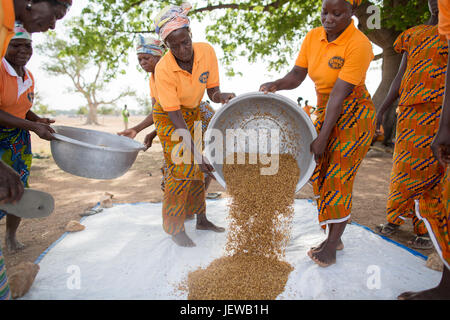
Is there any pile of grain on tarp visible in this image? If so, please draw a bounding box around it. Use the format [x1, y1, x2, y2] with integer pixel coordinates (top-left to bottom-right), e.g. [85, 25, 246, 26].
[187, 153, 300, 300]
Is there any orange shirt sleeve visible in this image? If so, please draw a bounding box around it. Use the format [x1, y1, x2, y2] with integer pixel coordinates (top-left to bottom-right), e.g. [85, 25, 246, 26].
[393, 28, 411, 54]
[295, 31, 311, 69]
[338, 40, 374, 86]
[439, 0, 450, 39]
[155, 65, 181, 112]
[149, 75, 156, 99]
[206, 44, 220, 89]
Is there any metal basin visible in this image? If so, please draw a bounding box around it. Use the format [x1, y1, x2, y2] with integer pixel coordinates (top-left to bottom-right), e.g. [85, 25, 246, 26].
[50, 125, 145, 180]
[204, 92, 317, 193]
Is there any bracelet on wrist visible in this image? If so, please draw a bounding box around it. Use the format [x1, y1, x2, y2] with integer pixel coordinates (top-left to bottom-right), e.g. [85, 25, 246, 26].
[212, 91, 221, 102]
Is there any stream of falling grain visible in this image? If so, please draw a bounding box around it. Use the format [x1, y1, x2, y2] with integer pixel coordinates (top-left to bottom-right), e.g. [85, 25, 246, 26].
[186, 153, 300, 300]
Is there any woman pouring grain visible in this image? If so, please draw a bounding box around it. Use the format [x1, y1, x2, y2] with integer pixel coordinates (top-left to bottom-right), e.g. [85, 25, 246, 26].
[153, 3, 235, 247]
[260, 0, 376, 267]
[118, 35, 217, 192]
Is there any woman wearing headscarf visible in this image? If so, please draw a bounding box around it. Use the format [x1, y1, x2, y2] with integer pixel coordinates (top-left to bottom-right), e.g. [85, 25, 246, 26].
[0, 0, 71, 204]
[260, 0, 375, 267]
[396, 0, 450, 301]
[0, 22, 55, 253]
[0, 0, 70, 301]
[1, 0, 72, 57]
[119, 34, 217, 192]
[153, 3, 235, 247]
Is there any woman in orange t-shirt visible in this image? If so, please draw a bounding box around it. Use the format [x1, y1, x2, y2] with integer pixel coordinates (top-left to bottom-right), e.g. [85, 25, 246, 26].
[0, 24, 55, 253]
[260, 0, 375, 267]
[153, 3, 235, 247]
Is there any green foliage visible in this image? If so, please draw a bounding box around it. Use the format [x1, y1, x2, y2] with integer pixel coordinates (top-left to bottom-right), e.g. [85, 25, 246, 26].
[65, 0, 430, 75]
[98, 105, 117, 115]
[135, 95, 152, 116]
[77, 106, 88, 115]
[32, 92, 56, 116]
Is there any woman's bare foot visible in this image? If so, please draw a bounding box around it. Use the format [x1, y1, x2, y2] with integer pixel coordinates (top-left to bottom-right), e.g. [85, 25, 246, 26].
[398, 287, 450, 300]
[196, 214, 225, 232]
[5, 236, 25, 252]
[310, 239, 344, 253]
[398, 267, 450, 300]
[171, 231, 196, 247]
[309, 245, 336, 268]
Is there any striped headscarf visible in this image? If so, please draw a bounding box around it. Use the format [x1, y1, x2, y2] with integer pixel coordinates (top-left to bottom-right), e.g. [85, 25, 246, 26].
[136, 35, 165, 57]
[12, 22, 32, 41]
[345, 0, 362, 7]
[154, 2, 192, 41]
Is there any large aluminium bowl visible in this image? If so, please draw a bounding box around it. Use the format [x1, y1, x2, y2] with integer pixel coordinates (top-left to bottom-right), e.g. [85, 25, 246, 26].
[51, 125, 145, 180]
[204, 92, 317, 193]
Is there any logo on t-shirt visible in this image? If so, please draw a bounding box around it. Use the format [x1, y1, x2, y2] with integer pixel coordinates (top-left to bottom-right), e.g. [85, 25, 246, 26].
[27, 92, 34, 103]
[199, 71, 210, 84]
[328, 56, 345, 70]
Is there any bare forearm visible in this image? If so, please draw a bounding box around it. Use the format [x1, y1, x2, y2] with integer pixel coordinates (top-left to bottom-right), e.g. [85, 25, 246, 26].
[26, 110, 40, 122]
[378, 53, 407, 115]
[274, 66, 307, 91]
[320, 102, 343, 140]
[439, 42, 450, 131]
[0, 110, 36, 131]
[319, 79, 355, 140]
[132, 112, 154, 133]
[168, 111, 203, 162]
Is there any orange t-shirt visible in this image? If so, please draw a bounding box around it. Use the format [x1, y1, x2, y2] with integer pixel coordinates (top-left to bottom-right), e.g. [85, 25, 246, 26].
[439, 0, 450, 39]
[0, 0, 14, 58]
[0, 58, 34, 119]
[155, 42, 220, 112]
[149, 73, 157, 100]
[295, 20, 374, 94]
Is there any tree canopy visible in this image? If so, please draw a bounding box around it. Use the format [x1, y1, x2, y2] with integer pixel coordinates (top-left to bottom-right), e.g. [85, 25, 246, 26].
[66, 0, 431, 76]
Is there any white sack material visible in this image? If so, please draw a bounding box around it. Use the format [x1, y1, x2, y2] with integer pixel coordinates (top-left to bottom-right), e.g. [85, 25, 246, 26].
[22, 199, 441, 300]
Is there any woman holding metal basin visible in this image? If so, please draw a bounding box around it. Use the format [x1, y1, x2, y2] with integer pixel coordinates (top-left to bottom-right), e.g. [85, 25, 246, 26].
[260, 0, 376, 267]
[0, 24, 55, 253]
[118, 35, 218, 192]
[152, 3, 235, 247]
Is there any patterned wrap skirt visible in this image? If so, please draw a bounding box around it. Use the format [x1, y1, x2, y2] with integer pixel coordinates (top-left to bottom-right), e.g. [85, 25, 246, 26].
[416, 167, 450, 268]
[153, 101, 208, 235]
[386, 102, 446, 235]
[311, 85, 376, 229]
[0, 126, 31, 301]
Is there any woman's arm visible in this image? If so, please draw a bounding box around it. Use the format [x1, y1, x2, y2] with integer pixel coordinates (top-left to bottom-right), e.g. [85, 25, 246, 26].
[167, 110, 215, 178]
[26, 110, 55, 125]
[376, 52, 408, 132]
[207, 87, 235, 104]
[26, 110, 40, 122]
[310, 79, 355, 163]
[0, 110, 55, 140]
[260, 66, 308, 93]
[0, 160, 24, 204]
[118, 111, 154, 139]
[431, 39, 450, 166]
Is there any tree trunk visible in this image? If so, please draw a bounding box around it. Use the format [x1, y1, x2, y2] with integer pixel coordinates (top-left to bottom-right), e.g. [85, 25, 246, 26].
[355, 3, 403, 145]
[86, 103, 99, 125]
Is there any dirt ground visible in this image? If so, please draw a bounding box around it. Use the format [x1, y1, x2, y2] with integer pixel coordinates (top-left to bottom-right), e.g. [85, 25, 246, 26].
[0, 115, 436, 272]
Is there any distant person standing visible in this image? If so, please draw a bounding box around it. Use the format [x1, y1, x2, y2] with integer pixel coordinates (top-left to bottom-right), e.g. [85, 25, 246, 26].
[122, 105, 130, 130]
[303, 100, 315, 118]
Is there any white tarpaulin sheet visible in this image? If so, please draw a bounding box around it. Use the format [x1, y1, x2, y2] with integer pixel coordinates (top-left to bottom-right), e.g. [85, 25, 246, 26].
[22, 199, 441, 300]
